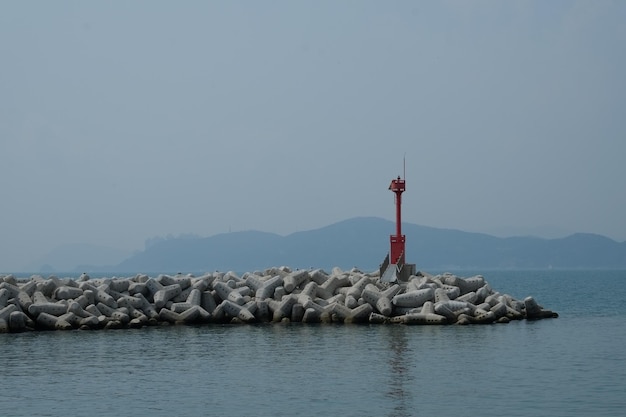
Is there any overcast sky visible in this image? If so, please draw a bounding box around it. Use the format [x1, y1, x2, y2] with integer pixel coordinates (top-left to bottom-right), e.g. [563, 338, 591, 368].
[1, 1, 625, 271]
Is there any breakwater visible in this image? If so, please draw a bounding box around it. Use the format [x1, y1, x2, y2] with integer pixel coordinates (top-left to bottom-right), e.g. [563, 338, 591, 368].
[0, 267, 557, 332]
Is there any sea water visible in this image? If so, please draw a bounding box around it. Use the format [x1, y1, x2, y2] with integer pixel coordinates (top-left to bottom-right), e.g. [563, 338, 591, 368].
[1, 270, 625, 417]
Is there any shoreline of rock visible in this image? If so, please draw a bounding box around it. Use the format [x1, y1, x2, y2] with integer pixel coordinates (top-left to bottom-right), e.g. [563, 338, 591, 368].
[0, 267, 558, 332]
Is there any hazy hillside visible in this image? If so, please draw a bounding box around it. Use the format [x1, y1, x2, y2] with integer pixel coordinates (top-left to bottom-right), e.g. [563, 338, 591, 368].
[86, 217, 626, 273]
[27, 243, 132, 273]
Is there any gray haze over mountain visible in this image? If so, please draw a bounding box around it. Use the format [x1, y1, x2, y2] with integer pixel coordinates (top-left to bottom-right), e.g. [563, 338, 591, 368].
[62, 217, 626, 273]
[1, 2, 625, 271]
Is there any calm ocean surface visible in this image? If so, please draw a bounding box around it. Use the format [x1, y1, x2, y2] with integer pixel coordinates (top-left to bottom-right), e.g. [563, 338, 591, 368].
[1, 270, 625, 417]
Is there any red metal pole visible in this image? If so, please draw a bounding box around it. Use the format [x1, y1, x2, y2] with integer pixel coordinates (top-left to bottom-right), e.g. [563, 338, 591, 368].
[395, 191, 402, 237]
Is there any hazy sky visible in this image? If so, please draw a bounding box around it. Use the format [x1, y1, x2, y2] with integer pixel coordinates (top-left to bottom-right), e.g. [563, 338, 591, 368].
[1, 1, 625, 270]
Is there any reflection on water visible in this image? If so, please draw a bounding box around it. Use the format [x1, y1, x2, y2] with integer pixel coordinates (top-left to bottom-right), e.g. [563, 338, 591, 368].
[386, 326, 410, 417]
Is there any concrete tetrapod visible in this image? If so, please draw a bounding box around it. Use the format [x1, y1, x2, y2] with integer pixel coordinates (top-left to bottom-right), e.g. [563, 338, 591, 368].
[0, 268, 557, 332]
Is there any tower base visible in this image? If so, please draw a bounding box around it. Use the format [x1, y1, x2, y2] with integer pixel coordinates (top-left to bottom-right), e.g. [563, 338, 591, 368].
[380, 261, 416, 283]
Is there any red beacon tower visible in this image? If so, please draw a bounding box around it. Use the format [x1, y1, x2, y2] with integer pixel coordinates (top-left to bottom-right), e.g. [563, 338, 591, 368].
[380, 174, 416, 283]
[389, 176, 406, 265]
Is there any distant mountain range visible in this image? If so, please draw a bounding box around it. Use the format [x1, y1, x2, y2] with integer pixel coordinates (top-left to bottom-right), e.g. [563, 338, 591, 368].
[26, 243, 131, 273]
[73, 217, 626, 273]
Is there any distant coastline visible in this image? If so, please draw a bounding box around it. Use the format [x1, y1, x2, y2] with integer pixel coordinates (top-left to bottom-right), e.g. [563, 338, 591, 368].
[13, 217, 626, 274]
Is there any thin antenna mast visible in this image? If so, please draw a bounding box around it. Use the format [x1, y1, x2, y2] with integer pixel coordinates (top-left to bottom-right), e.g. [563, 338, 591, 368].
[403, 153, 406, 180]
